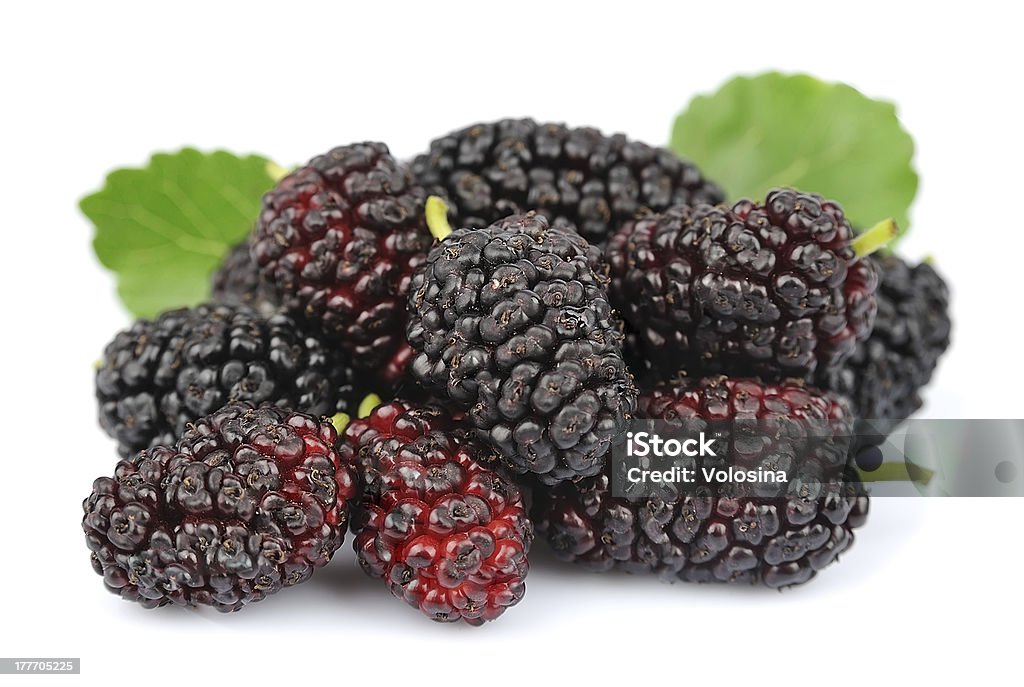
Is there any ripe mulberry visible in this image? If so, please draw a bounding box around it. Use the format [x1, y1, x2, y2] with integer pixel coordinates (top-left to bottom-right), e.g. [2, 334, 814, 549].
[606, 190, 880, 380]
[412, 119, 724, 246]
[406, 212, 637, 485]
[340, 400, 532, 624]
[96, 304, 358, 456]
[82, 402, 357, 611]
[534, 377, 869, 588]
[250, 142, 432, 373]
[820, 256, 951, 441]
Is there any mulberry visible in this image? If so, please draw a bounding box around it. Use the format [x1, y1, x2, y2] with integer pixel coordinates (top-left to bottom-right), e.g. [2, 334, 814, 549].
[96, 304, 358, 456]
[407, 212, 637, 484]
[534, 377, 868, 588]
[82, 402, 356, 611]
[412, 119, 723, 246]
[251, 142, 432, 373]
[606, 190, 881, 380]
[341, 400, 532, 624]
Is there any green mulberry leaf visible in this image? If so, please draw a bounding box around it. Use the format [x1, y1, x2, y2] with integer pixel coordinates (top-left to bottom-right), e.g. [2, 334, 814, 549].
[80, 148, 277, 318]
[670, 72, 918, 240]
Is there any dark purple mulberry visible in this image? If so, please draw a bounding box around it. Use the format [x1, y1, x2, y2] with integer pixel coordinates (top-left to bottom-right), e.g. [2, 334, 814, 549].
[534, 376, 869, 588]
[83, 402, 357, 611]
[96, 304, 358, 456]
[412, 119, 724, 246]
[211, 240, 282, 315]
[406, 212, 637, 485]
[606, 189, 880, 380]
[251, 142, 432, 374]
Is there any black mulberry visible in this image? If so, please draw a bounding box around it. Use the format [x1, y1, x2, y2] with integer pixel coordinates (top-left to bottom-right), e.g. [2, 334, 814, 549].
[606, 190, 880, 380]
[251, 142, 431, 375]
[96, 304, 358, 456]
[534, 377, 869, 588]
[412, 119, 724, 246]
[83, 402, 357, 611]
[407, 212, 637, 485]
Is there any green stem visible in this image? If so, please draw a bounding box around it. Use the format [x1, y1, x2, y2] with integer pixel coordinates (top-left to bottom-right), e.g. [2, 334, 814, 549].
[358, 393, 383, 419]
[328, 412, 351, 434]
[852, 218, 898, 257]
[426, 196, 453, 240]
[857, 461, 934, 485]
[265, 161, 292, 183]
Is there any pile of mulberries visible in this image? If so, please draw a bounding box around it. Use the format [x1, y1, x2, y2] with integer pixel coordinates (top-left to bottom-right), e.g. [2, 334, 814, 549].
[84, 121, 951, 625]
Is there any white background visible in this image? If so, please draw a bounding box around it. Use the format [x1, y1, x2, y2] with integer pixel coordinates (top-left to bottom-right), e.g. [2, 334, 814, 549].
[1, 1, 1021, 684]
